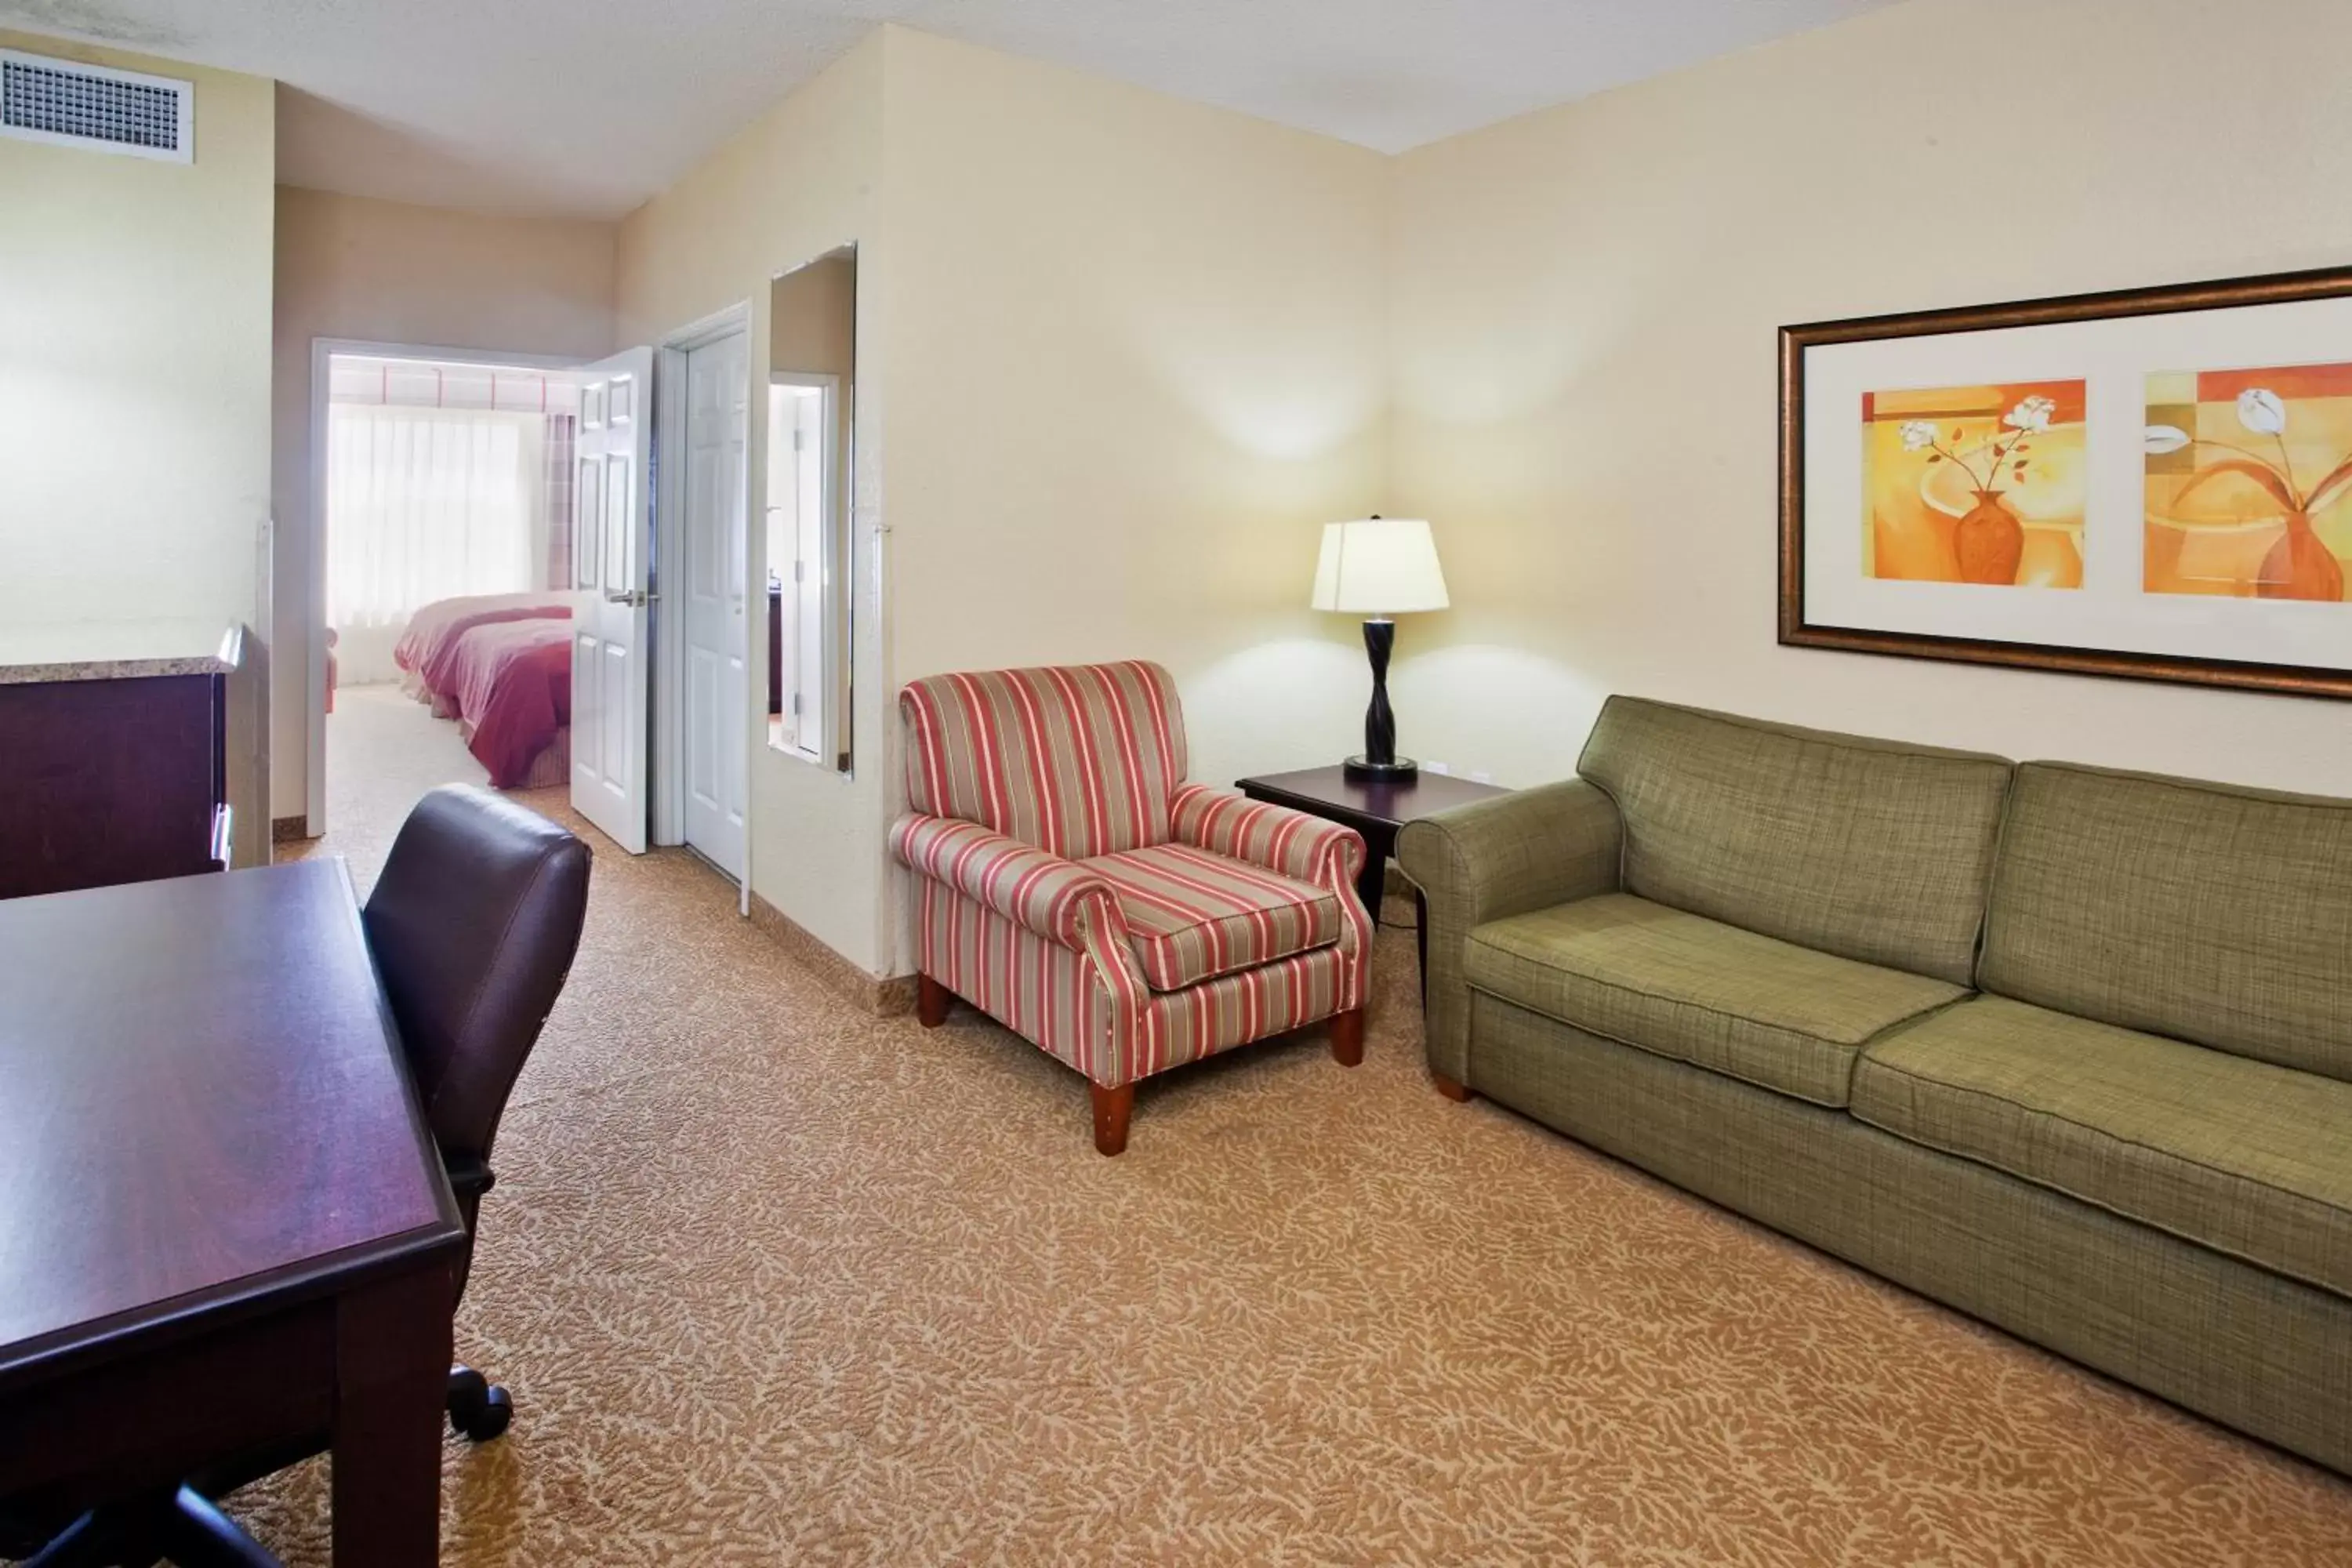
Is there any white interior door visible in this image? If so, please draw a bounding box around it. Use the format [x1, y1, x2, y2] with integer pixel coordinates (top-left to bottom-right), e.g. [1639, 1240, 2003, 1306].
[681, 332, 750, 877]
[570, 346, 655, 853]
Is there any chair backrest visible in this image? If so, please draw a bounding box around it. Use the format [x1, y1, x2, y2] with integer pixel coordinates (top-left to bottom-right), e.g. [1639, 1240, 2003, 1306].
[898, 662, 1189, 860]
[363, 785, 592, 1171]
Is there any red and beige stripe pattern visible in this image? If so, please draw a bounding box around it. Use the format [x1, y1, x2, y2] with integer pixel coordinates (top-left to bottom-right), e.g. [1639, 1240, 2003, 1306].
[899, 662, 1189, 860]
[1172, 783, 1373, 1011]
[890, 814, 1120, 949]
[892, 663, 1372, 1092]
[1087, 842, 1339, 991]
[916, 879, 1352, 1087]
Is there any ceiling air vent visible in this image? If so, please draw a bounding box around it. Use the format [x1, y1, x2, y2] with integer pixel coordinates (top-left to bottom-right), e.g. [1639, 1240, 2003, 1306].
[2, 49, 191, 162]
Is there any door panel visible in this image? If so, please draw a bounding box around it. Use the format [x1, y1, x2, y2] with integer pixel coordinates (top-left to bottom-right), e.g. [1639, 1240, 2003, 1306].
[679, 332, 750, 877]
[568, 347, 655, 853]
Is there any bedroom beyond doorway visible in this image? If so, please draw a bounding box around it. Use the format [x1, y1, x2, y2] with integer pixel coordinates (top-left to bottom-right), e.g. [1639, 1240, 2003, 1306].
[314, 349, 584, 833]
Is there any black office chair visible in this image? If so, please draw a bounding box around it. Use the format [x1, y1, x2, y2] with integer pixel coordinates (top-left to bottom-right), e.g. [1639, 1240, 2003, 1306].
[361, 783, 593, 1443]
[3, 786, 591, 1568]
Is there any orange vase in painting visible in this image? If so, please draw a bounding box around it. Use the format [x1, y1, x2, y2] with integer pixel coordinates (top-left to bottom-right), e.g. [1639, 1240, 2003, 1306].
[2259, 512, 2347, 601]
[1954, 490, 2024, 586]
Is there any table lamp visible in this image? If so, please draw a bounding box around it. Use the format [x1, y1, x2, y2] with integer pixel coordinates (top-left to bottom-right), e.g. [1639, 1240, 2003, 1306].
[1311, 516, 1449, 782]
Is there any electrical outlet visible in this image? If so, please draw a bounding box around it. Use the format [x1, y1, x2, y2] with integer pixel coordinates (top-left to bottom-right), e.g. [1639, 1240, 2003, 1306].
[1425, 760, 1450, 775]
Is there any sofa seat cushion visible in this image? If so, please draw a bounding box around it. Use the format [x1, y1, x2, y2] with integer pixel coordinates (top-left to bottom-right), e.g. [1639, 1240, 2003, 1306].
[1462, 893, 1965, 1107]
[1087, 843, 1339, 991]
[1853, 994, 2352, 1301]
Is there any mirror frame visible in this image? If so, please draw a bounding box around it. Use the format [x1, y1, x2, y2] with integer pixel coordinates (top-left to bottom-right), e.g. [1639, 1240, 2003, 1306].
[764, 241, 858, 775]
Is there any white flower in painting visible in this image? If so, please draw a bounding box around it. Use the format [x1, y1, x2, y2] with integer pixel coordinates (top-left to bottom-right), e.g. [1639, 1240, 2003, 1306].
[2143, 424, 2191, 454]
[2238, 387, 2288, 435]
[1900, 420, 1938, 451]
[2004, 394, 2057, 433]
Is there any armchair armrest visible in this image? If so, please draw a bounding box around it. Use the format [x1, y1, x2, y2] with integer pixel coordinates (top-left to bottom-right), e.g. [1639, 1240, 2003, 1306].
[890, 815, 1122, 949]
[1170, 783, 1367, 894]
[1396, 779, 1622, 1083]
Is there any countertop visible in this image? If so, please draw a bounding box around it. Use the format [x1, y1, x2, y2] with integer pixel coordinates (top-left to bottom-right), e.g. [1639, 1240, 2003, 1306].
[0, 621, 244, 686]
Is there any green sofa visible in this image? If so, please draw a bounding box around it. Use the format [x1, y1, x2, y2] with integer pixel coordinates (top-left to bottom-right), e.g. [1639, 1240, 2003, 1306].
[1398, 695, 2352, 1474]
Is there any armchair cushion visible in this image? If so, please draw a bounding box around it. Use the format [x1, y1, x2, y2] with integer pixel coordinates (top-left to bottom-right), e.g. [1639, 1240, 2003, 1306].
[1087, 843, 1341, 991]
[891, 814, 1120, 949]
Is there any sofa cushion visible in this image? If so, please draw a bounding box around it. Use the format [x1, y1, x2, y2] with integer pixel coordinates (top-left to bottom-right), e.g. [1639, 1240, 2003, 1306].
[1087, 842, 1339, 991]
[1576, 697, 2012, 986]
[1981, 761, 2352, 1083]
[1854, 994, 2352, 1301]
[1462, 893, 1964, 1107]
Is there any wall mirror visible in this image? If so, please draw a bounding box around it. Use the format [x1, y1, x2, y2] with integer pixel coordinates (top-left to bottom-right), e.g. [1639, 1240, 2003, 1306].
[766, 243, 855, 771]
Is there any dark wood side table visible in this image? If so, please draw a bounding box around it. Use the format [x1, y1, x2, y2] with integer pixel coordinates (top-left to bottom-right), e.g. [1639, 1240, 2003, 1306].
[1236, 765, 1510, 990]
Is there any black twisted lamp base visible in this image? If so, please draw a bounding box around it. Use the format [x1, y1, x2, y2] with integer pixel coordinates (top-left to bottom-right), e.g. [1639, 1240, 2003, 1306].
[1343, 618, 1417, 782]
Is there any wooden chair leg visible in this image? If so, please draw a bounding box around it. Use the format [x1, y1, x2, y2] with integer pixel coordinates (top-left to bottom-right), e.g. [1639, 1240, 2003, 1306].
[1090, 1081, 1134, 1156]
[917, 975, 950, 1028]
[1431, 1072, 1472, 1102]
[1329, 1007, 1365, 1067]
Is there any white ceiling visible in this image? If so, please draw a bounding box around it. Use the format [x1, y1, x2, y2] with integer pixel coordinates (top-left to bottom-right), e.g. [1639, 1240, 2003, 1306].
[0, 0, 1904, 220]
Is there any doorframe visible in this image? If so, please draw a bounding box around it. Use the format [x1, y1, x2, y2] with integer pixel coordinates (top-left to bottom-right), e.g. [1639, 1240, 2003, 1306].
[303, 336, 583, 838]
[652, 302, 754, 913]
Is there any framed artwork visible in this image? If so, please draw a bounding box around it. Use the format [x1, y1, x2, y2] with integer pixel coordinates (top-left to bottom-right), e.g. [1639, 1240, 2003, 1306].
[1780, 266, 2352, 699]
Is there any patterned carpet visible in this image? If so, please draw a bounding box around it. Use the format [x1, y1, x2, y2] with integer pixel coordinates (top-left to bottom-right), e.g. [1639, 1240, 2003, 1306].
[220, 685, 2352, 1565]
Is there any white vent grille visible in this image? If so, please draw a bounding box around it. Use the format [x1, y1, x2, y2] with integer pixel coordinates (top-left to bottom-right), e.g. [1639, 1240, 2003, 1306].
[2, 49, 191, 162]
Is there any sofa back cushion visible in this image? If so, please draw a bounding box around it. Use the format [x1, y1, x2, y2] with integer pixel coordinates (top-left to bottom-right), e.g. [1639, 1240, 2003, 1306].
[898, 661, 1188, 858]
[1981, 761, 2352, 1082]
[1577, 697, 2013, 986]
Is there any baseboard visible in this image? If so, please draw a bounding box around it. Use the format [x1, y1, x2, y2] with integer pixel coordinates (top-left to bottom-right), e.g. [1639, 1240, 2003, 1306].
[747, 892, 919, 1017]
[271, 814, 311, 843]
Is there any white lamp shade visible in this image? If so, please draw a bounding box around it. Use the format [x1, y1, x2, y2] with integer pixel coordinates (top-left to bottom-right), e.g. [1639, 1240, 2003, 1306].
[1309, 517, 1450, 615]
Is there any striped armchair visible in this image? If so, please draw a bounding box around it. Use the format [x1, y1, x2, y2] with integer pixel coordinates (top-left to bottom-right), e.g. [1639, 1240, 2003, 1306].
[892, 662, 1374, 1155]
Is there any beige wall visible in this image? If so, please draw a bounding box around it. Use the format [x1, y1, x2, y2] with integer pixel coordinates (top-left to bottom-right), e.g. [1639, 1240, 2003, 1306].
[0, 32, 273, 631]
[615, 31, 888, 970]
[271, 184, 617, 818]
[880, 28, 1390, 791]
[1388, 0, 2352, 794]
[771, 252, 855, 376]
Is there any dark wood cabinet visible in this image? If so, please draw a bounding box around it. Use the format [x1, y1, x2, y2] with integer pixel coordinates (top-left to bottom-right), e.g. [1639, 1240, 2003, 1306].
[0, 640, 238, 900]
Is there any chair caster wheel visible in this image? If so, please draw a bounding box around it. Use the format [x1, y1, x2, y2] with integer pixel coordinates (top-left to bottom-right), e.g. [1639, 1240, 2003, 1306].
[448, 1366, 514, 1441]
[459, 1385, 514, 1442]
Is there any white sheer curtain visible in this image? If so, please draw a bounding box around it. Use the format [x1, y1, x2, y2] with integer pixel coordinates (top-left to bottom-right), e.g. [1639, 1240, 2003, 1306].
[327, 405, 544, 684]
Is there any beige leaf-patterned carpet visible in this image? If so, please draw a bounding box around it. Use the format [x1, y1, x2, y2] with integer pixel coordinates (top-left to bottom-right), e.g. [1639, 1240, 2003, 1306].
[203, 687, 2352, 1564]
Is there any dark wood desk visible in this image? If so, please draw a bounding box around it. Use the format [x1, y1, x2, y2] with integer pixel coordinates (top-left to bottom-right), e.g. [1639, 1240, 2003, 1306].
[1236, 766, 1512, 993]
[0, 860, 466, 1566]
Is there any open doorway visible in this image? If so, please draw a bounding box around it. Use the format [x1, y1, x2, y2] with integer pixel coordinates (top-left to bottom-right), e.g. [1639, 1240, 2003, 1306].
[309, 345, 583, 834]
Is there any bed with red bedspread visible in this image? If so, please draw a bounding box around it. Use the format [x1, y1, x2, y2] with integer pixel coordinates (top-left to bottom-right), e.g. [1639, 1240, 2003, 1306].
[395, 593, 572, 709]
[441, 618, 574, 789]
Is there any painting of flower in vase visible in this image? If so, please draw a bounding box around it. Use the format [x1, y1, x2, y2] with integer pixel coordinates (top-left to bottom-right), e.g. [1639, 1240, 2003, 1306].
[2145, 365, 2352, 602]
[1861, 381, 2086, 587]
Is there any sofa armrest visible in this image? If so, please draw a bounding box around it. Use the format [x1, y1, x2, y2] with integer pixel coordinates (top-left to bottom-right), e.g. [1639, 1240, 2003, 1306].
[1170, 783, 1368, 895]
[890, 815, 1123, 950]
[1396, 779, 1623, 1083]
